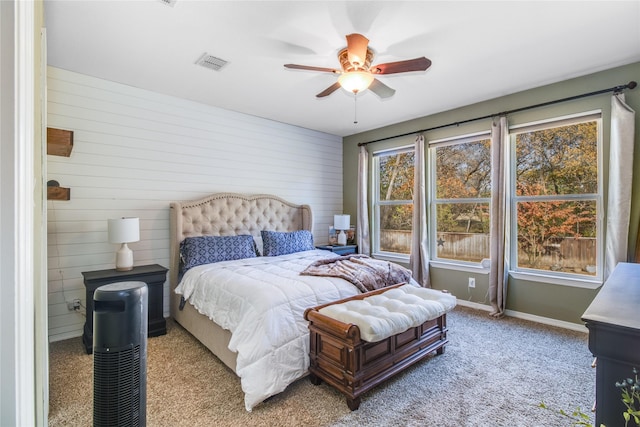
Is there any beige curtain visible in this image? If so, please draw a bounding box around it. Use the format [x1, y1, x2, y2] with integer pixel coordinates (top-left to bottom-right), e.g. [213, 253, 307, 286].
[410, 135, 430, 286]
[489, 117, 509, 317]
[605, 93, 636, 278]
[357, 145, 371, 255]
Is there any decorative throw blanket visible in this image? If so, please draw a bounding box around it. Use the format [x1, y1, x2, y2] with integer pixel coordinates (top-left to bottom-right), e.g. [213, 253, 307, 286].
[300, 255, 412, 293]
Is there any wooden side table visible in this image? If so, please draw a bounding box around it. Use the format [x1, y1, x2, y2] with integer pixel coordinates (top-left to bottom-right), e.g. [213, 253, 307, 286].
[316, 244, 358, 256]
[81, 264, 168, 354]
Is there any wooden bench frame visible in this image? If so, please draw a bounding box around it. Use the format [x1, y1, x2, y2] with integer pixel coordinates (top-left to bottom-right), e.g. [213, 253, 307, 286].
[303, 284, 450, 410]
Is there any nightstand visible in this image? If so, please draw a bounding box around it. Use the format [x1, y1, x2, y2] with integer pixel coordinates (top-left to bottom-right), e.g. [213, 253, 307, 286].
[81, 264, 168, 354]
[316, 244, 358, 256]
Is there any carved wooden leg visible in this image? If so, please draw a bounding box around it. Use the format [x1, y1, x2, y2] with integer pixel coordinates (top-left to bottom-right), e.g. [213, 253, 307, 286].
[437, 346, 445, 355]
[309, 373, 322, 385]
[346, 396, 361, 411]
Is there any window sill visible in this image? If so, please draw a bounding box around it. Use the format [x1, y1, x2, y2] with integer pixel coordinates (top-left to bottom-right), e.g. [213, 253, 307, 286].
[509, 270, 602, 289]
[429, 260, 490, 275]
[427, 261, 602, 289]
[371, 252, 410, 265]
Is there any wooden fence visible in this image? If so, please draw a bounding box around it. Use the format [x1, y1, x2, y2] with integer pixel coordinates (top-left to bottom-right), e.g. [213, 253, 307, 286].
[380, 230, 412, 254]
[381, 230, 597, 272]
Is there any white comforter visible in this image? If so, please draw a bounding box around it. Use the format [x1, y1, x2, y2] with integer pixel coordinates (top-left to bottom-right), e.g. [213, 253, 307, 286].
[174, 249, 363, 411]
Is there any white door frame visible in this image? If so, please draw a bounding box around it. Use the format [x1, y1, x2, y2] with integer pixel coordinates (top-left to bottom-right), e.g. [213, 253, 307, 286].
[0, 0, 38, 425]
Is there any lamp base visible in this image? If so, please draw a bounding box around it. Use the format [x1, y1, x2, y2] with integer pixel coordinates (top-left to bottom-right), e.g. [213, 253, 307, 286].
[337, 231, 347, 246]
[115, 243, 134, 271]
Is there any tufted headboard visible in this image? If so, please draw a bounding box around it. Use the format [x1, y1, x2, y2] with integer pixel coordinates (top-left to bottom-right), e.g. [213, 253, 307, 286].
[169, 193, 312, 293]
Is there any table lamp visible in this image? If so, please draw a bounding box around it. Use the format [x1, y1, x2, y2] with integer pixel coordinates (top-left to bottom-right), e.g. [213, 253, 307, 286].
[333, 214, 350, 246]
[108, 217, 140, 271]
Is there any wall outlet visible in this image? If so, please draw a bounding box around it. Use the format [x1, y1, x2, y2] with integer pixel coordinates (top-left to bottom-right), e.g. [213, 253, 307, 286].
[468, 277, 476, 288]
[67, 299, 81, 311]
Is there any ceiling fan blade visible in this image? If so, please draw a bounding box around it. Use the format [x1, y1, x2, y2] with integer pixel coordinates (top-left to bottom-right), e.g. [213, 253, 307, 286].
[345, 33, 369, 68]
[316, 82, 342, 98]
[371, 57, 432, 75]
[284, 64, 339, 73]
[368, 78, 395, 99]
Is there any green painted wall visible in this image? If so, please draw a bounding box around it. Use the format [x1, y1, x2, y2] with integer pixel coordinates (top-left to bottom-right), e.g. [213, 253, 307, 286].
[343, 62, 640, 324]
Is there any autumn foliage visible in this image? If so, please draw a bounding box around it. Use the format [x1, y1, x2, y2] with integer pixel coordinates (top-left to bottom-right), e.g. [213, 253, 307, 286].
[515, 121, 598, 272]
[378, 119, 599, 274]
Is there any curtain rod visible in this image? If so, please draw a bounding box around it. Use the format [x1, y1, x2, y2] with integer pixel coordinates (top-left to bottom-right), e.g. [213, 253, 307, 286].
[357, 80, 637, 146]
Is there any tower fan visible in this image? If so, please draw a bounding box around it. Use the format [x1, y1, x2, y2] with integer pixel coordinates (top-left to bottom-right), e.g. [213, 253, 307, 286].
[93, 281, 148, 427]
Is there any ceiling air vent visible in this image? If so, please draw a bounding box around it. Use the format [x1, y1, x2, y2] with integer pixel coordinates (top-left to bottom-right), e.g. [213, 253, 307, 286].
[158, 0, 177, 7]
[195, 53, 228, 71]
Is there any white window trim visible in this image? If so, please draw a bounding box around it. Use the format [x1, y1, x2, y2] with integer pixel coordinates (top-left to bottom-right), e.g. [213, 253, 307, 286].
[509, 270, 602, 289]
[428, 132, 492, 267]
[509, 112, 604, 286]
[430, 260, 490, 275]
[421, 112, 604, 289]
[371, 145, 414, 258]
[428, 130, 491, 146]
[372, 251, 410, 264]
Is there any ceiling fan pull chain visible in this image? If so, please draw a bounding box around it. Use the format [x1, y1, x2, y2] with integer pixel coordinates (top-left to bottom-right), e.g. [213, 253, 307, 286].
[353, 94, 358, 124]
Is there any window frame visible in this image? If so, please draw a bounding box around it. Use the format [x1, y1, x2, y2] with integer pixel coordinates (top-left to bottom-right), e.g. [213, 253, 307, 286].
[508, 111, 603, 287]
[428, 131, 492, 269]
[371, 145, 414, 261]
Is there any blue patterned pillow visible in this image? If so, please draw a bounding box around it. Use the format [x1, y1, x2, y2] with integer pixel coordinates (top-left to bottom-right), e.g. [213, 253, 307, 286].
[180, 235, 257, 273]
[261, 230, 314, 256]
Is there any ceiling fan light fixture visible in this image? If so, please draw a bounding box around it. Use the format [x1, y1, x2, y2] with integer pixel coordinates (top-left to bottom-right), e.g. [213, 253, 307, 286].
[284, 33, 431, 99]
[338, 71, 374, 94]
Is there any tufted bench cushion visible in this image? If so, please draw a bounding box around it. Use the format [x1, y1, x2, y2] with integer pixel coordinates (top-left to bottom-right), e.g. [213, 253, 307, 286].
[318, 284, 457, 342]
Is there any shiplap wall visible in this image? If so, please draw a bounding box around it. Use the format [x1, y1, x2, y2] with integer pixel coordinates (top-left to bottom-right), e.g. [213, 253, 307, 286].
[47, 67, 343, 342]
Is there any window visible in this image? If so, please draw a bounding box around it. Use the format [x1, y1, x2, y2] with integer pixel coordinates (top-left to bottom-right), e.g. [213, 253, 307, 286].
[511, 114, 601, 279]
[372, 147, 414, 256]
[430, 135, 492, 264]
[371, 111, 602, 285]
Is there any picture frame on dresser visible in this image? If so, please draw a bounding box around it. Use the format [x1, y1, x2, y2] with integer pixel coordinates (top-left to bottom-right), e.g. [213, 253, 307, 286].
[346, 225, 356, 245]
[328, 226, 338, 245]
[81, 264, 168, 354]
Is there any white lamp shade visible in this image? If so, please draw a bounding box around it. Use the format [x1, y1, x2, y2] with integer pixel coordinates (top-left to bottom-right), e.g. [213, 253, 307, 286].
[334, 214, 351, 231]
[108, 217, 140, 243]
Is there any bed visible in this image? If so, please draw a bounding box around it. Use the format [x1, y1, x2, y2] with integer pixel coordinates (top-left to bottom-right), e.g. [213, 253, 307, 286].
[170, 193, 416, 411]
[169, 193, 317, 374]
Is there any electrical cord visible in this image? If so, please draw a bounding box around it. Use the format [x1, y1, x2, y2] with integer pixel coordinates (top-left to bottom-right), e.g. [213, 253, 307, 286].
[50, 200, 85, 316]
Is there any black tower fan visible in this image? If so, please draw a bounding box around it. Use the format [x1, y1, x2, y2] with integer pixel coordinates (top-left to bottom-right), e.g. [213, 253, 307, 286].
[93, 281, 148, 427]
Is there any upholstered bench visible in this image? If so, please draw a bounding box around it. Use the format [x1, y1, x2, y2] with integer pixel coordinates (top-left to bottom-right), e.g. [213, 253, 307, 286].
[304, 283, 457, 410]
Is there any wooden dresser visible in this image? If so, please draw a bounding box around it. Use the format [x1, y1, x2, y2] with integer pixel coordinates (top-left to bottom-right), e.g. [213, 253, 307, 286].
[582, 262, 640, 427]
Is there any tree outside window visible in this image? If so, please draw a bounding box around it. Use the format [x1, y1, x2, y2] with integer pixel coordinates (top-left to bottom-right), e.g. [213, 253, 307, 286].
[373, 113, 601, 283]
[513, 119, 600, 276]
[432, 137, 491, 263]
[374, 149, 414, 254]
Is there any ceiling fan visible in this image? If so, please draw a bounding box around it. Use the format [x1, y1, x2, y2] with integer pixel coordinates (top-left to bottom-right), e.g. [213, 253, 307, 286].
[284, 33, 431, 99]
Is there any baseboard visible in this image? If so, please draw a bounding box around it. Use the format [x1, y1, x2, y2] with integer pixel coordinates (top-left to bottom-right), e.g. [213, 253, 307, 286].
[504, 309, 588, 333]
[455, 299, 492, 312]
[48, 330, 82, 343]
[455, 298, 588, 333]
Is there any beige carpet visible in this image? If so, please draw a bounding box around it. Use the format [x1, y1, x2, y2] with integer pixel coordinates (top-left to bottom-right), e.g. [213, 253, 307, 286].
[49, 306, 595, 427]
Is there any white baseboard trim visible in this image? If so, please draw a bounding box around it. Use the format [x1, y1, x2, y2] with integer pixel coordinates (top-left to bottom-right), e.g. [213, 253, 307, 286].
[504, 309, 588, 333]
[48, 330, 82, 343]
[455, 299, 493, 312]
[455, 299, 588, 333]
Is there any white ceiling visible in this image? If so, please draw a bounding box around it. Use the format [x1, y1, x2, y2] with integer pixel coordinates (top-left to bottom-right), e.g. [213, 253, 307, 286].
[44, 1, 640, 137]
